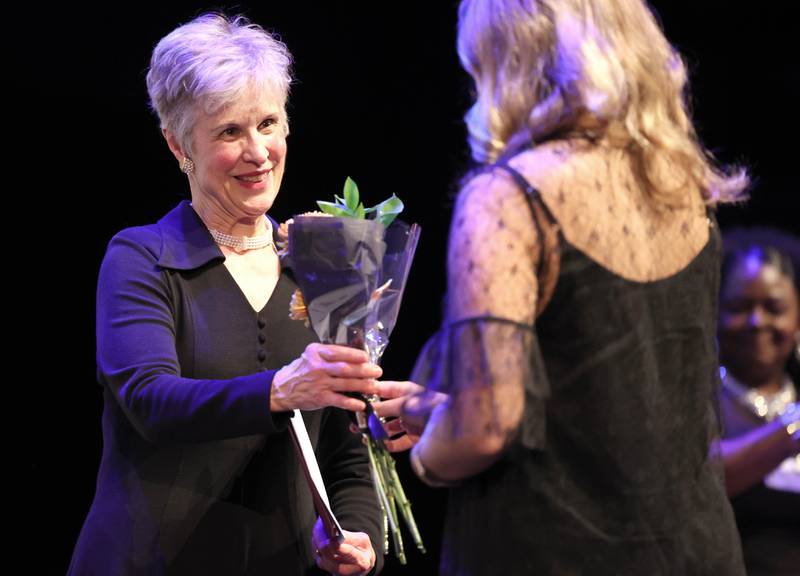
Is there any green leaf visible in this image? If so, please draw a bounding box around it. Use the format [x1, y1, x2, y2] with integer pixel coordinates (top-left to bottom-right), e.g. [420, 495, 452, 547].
[317, 178, 404, 223]
[375, 194, 404, 226]
[343, 177, 360, 211]
[316, 200, 351, 217]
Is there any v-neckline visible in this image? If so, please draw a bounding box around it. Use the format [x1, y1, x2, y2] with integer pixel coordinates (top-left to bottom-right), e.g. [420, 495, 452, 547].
[220, 265, 284, 315]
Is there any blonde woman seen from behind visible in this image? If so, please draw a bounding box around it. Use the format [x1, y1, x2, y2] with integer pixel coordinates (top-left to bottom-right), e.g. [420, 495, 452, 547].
[405, 1, 749, 574]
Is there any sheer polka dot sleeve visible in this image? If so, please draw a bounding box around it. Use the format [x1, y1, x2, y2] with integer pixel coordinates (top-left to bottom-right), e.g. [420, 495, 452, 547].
[411, 171, 552, 450]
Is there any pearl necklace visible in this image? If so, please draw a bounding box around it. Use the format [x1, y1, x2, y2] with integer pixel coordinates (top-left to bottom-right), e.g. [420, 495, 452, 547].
[209, 217, 274, 252]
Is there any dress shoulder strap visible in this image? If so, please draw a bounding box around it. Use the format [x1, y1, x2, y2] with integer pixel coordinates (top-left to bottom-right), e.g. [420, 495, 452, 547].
[488, 160, 561, 316]
[491, 160, 559, 281]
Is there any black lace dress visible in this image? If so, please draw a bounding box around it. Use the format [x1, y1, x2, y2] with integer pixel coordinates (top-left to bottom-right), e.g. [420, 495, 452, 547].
[412, 161, 745, 575]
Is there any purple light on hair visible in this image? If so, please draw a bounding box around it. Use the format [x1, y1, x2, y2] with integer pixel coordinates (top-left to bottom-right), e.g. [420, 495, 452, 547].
[742, 247, 765, 277]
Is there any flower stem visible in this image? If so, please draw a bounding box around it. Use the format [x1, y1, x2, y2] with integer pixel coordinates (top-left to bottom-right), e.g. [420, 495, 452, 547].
[382, 448, 426, 553]
[365, 434, 405, 562]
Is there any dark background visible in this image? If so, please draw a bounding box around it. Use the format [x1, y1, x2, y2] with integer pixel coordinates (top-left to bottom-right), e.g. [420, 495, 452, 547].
[35, 1, 795, 573]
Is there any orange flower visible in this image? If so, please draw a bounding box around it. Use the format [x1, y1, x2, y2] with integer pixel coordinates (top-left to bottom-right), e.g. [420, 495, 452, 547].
[289, 289, 310, 326]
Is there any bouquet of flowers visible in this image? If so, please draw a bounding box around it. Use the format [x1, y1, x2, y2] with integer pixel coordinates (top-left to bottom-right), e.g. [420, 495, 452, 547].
[284, 177, 423, 563]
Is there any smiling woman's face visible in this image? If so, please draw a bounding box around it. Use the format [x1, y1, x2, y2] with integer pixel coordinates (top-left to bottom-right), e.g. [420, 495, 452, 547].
[185, 84, 288, 220]
[719, 255, 800, 387]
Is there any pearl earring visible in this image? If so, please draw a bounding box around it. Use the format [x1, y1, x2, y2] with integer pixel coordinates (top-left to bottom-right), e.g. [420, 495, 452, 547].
[180, 157, 195, 174]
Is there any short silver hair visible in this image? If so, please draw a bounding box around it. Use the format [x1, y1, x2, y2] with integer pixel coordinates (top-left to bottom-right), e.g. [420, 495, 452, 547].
[146, 13, 293, 153]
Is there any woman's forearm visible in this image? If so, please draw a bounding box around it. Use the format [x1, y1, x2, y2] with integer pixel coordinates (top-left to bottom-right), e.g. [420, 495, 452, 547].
[720, 419, 796, 497]
[413, 395, 520, 483]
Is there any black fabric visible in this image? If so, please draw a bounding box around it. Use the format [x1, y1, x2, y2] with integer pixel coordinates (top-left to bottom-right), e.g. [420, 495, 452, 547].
[720, 382, 800, 576]
[730, 483, 800, 576]
[69, 201, 383, 575]
[412, 175, 745, 574]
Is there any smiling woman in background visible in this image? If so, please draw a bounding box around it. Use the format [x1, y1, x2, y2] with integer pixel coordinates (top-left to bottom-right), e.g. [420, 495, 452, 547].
[718, 227, 799, 576]
[68, 13, 383, 576]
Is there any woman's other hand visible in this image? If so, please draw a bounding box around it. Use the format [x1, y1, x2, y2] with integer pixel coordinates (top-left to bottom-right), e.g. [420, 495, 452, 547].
[271, 343, 382, 413]
[312, 517, 376, 576]
[372, 381, 447, 452]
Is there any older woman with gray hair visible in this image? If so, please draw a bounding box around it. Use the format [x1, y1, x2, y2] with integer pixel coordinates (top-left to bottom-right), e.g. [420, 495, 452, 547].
[69, 13, 382, 575]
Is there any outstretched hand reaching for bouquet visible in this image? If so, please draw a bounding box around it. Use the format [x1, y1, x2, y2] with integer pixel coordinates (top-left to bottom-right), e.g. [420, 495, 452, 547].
[372, 381, 447, 452]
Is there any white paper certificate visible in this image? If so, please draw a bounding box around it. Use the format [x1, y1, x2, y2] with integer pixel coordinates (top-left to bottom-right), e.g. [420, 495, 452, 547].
[289, 410, 345, 542]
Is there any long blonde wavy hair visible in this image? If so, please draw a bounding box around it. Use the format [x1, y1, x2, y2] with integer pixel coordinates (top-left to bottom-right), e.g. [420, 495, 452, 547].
[457, 0, 747, 205]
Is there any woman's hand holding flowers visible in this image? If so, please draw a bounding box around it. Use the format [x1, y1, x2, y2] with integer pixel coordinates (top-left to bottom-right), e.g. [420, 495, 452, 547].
[271, 343, 382, 413]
